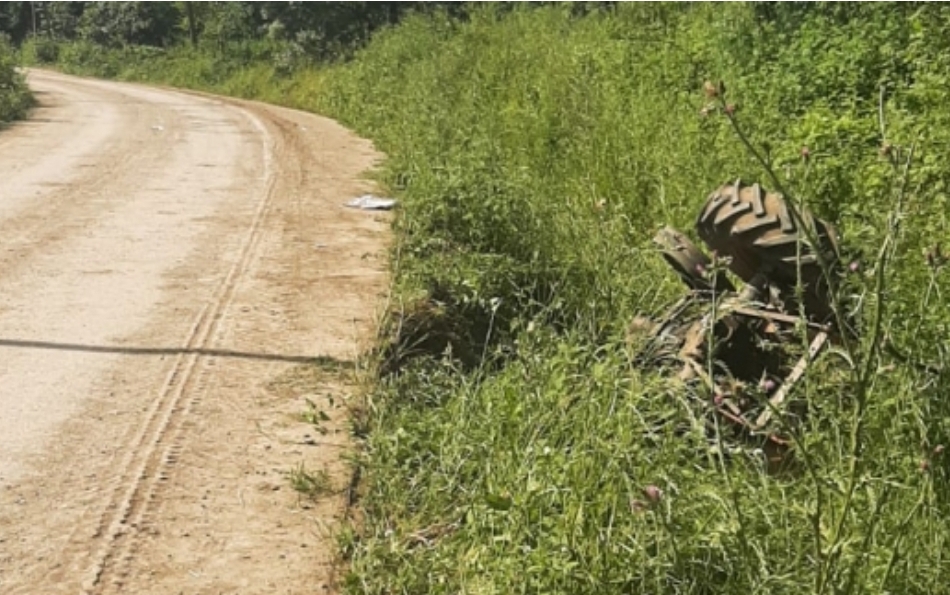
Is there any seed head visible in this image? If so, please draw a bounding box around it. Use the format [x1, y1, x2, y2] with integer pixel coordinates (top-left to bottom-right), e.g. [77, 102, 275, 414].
[926, 244, 947, 270]
[934, 444, 945, 456]
[643, 485, 663, 504]
[920, 458, 931, 473]
[849, 261, 860, 273]
[724, 103, 737, 117]
[703, 80, 719, 99]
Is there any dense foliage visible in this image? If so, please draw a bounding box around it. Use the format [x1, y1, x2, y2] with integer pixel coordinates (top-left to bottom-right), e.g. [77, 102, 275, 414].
[3, 2, 458, 60]
[317, 6, 950, 594]
[13, 2, 950, 593]
[0, 36, 30, 123]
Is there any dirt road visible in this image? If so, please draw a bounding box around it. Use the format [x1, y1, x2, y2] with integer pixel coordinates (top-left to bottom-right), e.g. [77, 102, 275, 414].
[0, 70, 389, 594]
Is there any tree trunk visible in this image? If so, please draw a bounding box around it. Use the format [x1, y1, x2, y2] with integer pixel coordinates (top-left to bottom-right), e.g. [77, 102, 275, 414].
[185, 2, 197, 47]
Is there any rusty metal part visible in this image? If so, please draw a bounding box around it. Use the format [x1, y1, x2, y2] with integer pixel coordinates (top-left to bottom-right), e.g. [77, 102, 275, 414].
[727, 305, 831, 334]
[653, 226, 734, 293]
[753, 330, 829, 431]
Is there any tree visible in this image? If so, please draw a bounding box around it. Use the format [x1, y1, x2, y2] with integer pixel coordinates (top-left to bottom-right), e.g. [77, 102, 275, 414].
[0, 2, 35, 43]
[78, 2, 179, 48]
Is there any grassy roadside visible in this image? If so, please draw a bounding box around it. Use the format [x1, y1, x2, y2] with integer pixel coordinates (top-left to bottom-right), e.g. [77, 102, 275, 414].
[0, 38, 32, 123]
[26, 4, 950, 593]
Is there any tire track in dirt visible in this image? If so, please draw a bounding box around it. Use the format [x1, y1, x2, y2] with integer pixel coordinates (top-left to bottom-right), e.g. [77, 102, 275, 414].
[78, 109, 280, 594]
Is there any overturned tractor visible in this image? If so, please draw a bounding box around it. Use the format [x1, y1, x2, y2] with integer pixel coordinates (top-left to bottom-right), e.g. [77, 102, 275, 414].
[635, 180, 849, 456]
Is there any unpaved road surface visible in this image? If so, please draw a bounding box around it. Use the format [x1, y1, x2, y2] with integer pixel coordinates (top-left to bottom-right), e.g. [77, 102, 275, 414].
[0, 70, 388, 594]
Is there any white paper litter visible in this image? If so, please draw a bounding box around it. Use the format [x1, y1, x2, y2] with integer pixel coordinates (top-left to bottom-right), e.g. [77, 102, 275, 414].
[345, 195, 398, 210]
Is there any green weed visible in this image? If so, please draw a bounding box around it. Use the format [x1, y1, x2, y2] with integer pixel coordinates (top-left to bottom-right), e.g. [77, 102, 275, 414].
[288, 463, 335, 502]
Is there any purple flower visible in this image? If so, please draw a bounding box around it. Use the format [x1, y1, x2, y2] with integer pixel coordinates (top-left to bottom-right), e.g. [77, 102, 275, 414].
[643, 485, 663, 504]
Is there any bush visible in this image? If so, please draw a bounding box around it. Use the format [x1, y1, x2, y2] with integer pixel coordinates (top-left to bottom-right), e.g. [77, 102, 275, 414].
[25, 37, 61, 63]
[0, 37, 32, 123]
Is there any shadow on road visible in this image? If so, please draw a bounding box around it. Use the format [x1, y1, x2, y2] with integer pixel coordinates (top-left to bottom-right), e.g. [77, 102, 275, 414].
[0, 337, 352, 367]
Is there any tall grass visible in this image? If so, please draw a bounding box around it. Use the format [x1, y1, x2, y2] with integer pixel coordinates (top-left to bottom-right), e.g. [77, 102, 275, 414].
[35, 3, 950, 592]
[318, 5, 950, 593]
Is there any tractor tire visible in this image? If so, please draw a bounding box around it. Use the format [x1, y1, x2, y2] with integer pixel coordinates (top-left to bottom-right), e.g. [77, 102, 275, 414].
[695, 179, 841, 322]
